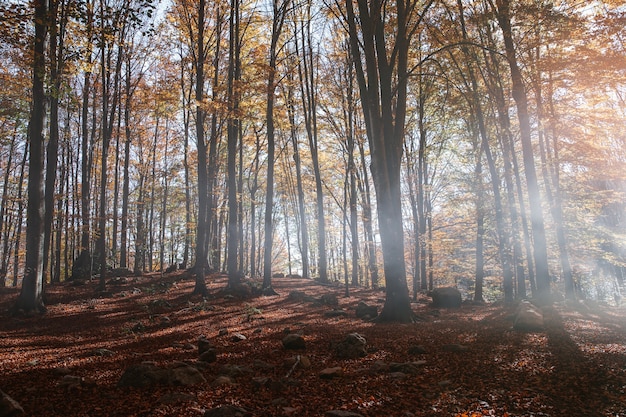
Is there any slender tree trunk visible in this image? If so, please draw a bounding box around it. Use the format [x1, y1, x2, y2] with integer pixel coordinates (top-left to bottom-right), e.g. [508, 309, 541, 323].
[249, 131, 261, 277]
[0, 132, 17, 286]
[356, 135, 378, 288]
[148, 116, 158, 272]
[286, 85, 310, 278]
[134, 174, 146, 274]
[534, 61, 574, 299]
[74, 0, 94, 281]
[484, 33, 533, 297]
[43, 0, 61, 284]
[192, 0, 210, 296]
[12, 142, 28, 287]
[180, 46, 192, 270]
[120, 54, 133, 269]
[262, 0, 289, 294]
[160, 123, 170, 273]
[226, 0, 241, 286]
[297, 7, 327, 283]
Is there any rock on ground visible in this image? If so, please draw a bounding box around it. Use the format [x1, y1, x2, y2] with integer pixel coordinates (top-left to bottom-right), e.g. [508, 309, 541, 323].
[430, 287, 462, 308]
[513, 300, 544, 332]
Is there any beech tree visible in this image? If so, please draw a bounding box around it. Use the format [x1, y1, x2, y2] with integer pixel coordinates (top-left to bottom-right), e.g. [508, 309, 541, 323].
[262, 0, 290, 294]
[11, 0, 48, 314]
[344, 0, 435, 322]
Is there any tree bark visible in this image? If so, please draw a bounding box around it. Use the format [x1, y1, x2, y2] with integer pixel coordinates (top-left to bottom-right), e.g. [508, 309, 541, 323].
[493, 0, 551, 300]
[12, 0, 48, 314]
[345, 0, 434, 322]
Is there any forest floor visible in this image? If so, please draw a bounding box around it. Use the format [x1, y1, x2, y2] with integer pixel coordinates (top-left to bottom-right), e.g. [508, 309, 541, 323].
[0, 272, 625, 417]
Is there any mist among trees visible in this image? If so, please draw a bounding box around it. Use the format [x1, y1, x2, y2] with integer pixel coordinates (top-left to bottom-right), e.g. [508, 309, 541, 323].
[1, 0, 625, 317]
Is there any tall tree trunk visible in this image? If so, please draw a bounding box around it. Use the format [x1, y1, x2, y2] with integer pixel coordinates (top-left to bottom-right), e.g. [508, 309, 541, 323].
[345, 0, 434, 322]
[160, 122, 170, 274]
[493, 0, 551, 300]
[297, 5, 327, 283]
[262, 0, 289, 294]
[97, 24, 123, 290]
[180, 44, 193, 270]
[120, 53, 133, 269]
[356, 134, 378, 288]
[483, 31, 533, 296]
[286, 83, 310, 279]
[12, 0, 48, 314]
[533, 58, 574, 299]
[74, 0, 94, 281]
[192, 0, 210, 296]
[0, 132, 17, 285]
[226, 0, 241, 286]
[12, 142, 29, 287]
[43, 0, 62, 284]
[148, 116, 158, 272]
[134, 174, 146, 274]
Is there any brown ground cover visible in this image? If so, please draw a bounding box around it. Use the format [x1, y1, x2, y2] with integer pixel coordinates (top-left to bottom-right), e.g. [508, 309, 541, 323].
[0, 273, 625, 417]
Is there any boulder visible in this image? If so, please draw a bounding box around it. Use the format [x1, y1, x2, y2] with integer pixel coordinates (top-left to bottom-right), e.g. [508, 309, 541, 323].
[513, 300, 544, 332]
[355, 301, 378, 319]
[117, 362, 206, 388]
[318, 293, 339, 306]
[334, 333, 367, 359]
[430, 287, 462, 308]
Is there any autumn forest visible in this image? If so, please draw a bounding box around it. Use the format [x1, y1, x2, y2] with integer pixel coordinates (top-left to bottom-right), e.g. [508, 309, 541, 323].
[0, 0, 625, 318]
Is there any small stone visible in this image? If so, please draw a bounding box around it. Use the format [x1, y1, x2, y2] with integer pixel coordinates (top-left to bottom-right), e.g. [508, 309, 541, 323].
[91, 348, 115, 357]
[369, 360, 389, 373]
[219, 364, 251, 377]
[231, 333, 247, 342]
[204, 405, 250, 417]
[284, 355, 311, 369]
[325, 411, 364, 417]
[442, 344, 468, 352]
[408, 345, 427, 355]
[218, 328, 229, 336]
[212, 375, 234, 387]
[158, 392, 196, 404]
[52, 367, 73, 376]
[324, 309, 348, 318]
[252, 377, 270, 388]
[282, 334, 306, 350]
[198, 336, 213, 355]
[253, 359, 275, 370]
[319, 367, 343, 379]
[198, 349, 217, 363]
